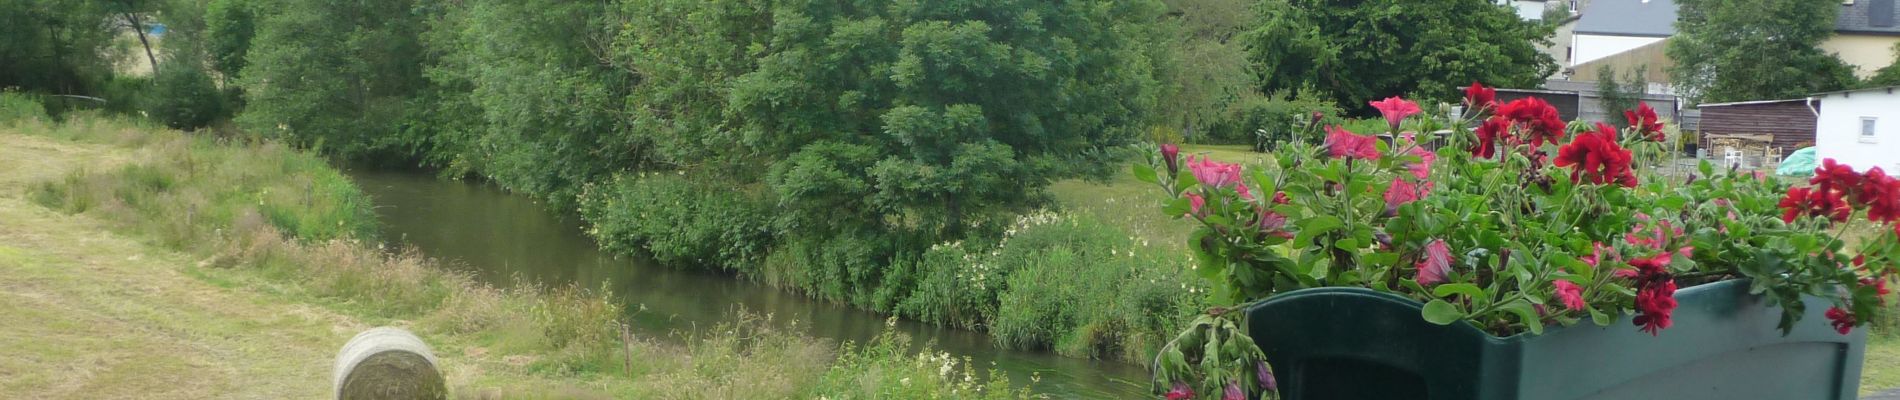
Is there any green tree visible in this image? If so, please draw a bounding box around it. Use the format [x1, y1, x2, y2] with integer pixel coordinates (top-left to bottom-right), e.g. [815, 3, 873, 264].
[1596, 64, 1648, 127]
[1867, 43, 1900, 87]
[0, 0, 118, 96]
[203, 0, 255, 81]
[617, 0, 1164, 302]
[1157, 0, 1260, 139]
[235, 0, 429, 158]
[414, 0, 649, 205]
[1668, 0, 1857, 104]
[1246, 0, 1556, 112]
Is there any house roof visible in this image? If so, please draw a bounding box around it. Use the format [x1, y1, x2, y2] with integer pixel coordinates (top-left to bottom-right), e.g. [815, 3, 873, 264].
[1838, 0, 1900, 35]
[1811, 85, 1900, 98]
[1574, 0, 1678, 37]
[1695, 98, 1809, 108]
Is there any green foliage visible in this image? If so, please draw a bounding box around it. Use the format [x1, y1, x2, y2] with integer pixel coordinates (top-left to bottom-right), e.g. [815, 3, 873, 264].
[0, 92, 48, 124]
[1246, 0, 1555, 112]
[203, 0, 255, 80]
[236, 0, 429, 159]
[0, 0, 119, 95]
[891, 212, 1198, 362]
[620, 0, 1166, 240]
[417, 0, 648, 206]
[577, 173, 775, 274]
[1668, 0, 1858, 104]
[142, 66, 228, 130]
[1156, 0, 1262, 137]
[1150, 315, 1276, 400]
[1596, 65, 1648, 127]
[1201, 89, 1338, 149]
[1868, 43, 1900, 88]
[809, 327, 1036, 399]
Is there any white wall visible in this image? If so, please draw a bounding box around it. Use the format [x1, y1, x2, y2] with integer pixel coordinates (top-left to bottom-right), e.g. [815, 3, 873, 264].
[1571, 34, 1664, 66]
[1815, 90, 1900, 173]
[1513, 0, 1547, 20]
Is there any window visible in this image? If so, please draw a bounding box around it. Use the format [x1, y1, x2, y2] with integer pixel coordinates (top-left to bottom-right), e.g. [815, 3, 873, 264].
[1863, 117, 1880, 143]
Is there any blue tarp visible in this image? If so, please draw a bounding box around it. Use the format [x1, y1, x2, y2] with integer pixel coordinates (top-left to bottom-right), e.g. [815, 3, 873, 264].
[1777, 147, 1817, 177]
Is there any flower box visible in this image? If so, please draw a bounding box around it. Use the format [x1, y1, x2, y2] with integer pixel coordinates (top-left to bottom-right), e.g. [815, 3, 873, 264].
[1242, 279, 1866, 400]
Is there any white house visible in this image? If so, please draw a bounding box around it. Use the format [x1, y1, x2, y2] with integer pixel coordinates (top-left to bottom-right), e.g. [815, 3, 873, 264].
[1569, 0, 1677, 67]
[1814, 86, 1900, 172]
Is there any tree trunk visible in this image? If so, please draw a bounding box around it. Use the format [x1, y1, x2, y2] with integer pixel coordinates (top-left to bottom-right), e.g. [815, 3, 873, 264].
[124, 12, 158, 73]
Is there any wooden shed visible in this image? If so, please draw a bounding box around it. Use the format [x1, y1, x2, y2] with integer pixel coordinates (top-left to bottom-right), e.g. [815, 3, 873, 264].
[1694, 98, 1817, 168]
[1494, 88, 1582, 121]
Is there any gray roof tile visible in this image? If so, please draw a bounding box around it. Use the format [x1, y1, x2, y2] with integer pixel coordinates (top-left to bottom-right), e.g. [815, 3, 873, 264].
[1575, 0, 1679, 37]
[1838, 0, 1900, 35]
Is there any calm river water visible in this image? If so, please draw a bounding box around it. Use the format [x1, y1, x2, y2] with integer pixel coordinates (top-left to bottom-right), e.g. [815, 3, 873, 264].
[344, 168, 1150, 398]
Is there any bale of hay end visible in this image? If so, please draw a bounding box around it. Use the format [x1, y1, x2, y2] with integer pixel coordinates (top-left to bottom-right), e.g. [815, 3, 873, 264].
[333, 327, 445, 400]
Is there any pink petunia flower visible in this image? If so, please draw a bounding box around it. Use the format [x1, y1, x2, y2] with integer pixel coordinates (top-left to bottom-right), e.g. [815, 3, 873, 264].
[1553, 280, 1585, 311]
[1369, 96, 1423, 133]
[1416, 239, 1452, 286]
[1325, 125, 1381, 160]
[1186, 192, 1206, 217]
[1187, 156, 1243, 188]
[1407, 146, 1436, 180]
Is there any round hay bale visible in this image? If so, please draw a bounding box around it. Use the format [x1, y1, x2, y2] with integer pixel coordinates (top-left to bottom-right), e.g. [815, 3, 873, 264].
[333, 327, 446, 400]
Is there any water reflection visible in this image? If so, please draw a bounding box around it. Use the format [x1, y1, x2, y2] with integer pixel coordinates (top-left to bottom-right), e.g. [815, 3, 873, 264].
[345, 168, 1150, 398]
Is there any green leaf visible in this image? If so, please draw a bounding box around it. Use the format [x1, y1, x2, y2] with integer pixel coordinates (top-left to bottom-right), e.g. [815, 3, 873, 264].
[1433, 283, 1485, 300]
[1501, 299, 1544, 335]
[1588, 307, 1613, 326]
[1699, 159, 1714, 177]
[1421, 300, 1463, 325]
[1133, 163, 1158, 184]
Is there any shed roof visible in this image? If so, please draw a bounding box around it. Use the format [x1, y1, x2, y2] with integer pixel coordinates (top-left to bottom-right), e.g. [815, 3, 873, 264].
[1838, 0, 1900, 35]
[1575, 0, 1678, 37]
[1696, 98, 1809, 108]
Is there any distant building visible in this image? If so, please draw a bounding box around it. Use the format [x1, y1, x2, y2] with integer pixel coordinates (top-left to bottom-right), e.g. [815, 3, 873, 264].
[1822, 0, 1900, 78]
[1569, 0, 1677, 67]
[1814, 86, 1900, 171]
[1693, 98, 1817, 158]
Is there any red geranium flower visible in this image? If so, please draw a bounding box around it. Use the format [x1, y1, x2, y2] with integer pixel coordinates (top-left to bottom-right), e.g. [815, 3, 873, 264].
[1497, 97, 1568, 147]
[1624, 102, 1665, 142]
[1471, 116, 1510, 159]
[1826, 306, 1856, 335]
[1860, 167, 1900, 223]
[1554, 122, 1638, 187]
[1369, 96, 1423, 133]
[1633, 279, 1677, 335]
[1778, 186, 1851, 223]
[1325, 125, 1380, 160]
[1464, 82, 1496, 108]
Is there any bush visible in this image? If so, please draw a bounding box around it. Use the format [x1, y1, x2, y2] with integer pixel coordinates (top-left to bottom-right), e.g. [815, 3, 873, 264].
[578, 173, 776, 274]
[143, 66, 229, 130]
[984, 214, 1196, 361]
[809, 326, 1036, 400]
[0, 92, 46, 123]
[1200, 89, 1339, 149]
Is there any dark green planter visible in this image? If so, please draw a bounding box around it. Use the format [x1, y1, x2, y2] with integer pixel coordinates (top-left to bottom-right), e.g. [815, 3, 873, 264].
[1242, 280, 1865, 400]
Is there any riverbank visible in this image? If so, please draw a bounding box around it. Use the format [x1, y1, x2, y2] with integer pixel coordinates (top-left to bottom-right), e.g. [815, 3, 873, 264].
[0, 114, 1033, 398]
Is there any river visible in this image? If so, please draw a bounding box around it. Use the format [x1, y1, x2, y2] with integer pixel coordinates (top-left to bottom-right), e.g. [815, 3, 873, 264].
[344, 168, 1151, 398]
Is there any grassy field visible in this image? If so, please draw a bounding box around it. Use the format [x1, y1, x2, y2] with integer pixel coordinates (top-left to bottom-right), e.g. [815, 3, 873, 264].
[0, 115, 1031, 399]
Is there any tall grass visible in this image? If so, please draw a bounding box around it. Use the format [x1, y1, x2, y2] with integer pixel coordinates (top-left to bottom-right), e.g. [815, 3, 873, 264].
[14, 114, 1035, 398]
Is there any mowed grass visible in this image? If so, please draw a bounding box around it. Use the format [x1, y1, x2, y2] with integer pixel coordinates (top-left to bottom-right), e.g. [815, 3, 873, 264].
[0, 114, 1033, 399]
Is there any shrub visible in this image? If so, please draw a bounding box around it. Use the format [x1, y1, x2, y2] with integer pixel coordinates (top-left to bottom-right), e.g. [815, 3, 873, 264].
[808, 324, 1036, 400]
[1200, 89, 1339, 148]
[0, 92, 46, 123]
[984, 213, 1196, 361]
[578, 173, 775, 274]
[143, 66, 229, 130]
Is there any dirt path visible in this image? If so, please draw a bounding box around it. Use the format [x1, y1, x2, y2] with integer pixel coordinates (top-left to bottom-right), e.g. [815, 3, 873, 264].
[0, 133, 358, 399]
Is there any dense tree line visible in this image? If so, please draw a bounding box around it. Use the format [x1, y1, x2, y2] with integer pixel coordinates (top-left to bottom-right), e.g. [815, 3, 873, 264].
[1, 0, 1570, 352]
